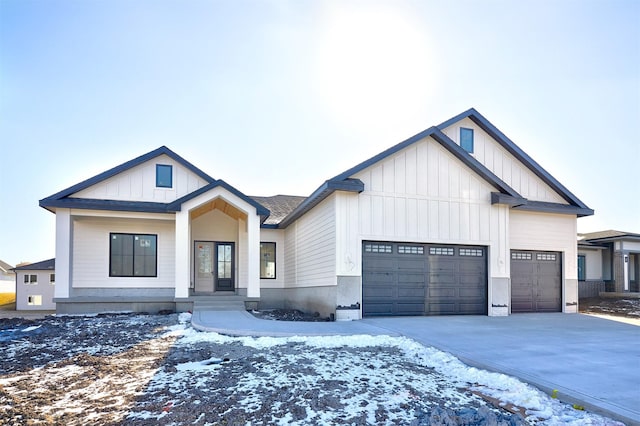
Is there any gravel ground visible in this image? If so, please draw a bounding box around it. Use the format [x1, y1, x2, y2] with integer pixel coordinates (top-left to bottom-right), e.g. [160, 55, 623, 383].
[0, 312, 531, 425]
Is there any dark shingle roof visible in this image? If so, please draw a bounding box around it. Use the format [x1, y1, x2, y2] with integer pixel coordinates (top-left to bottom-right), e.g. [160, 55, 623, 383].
[250, 195, 306, 226]
[12, 259, 55, 271]
[579, 230, 640, 242]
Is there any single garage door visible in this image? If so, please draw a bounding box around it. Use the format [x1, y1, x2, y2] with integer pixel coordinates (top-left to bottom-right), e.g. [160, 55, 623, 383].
[511, 250, 562, 313]
[362, 241, 487, 316]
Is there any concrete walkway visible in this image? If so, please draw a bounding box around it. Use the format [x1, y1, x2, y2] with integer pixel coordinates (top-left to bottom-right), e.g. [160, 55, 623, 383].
[192, 310, 640, 425]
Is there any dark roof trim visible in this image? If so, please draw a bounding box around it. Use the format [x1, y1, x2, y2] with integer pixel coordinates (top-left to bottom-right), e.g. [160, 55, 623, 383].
[39, 198, 175, 214]
[168, 180, 270, 218]
[512, 200, 594, 217]
[40, 146, 216, 207]
[279, 178, 364, 228]
[439, 108, 592, 211]
[491, 193, 527, 207]
[12, 258, 55, 271]
[330, 126, 521, 198]
[430, 130, 520, 197]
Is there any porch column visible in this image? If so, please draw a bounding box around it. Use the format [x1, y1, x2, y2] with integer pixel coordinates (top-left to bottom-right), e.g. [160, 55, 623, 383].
[175, 210, 190, 298]
[54, 209, 71, 299]
[246, 212, 260, 298]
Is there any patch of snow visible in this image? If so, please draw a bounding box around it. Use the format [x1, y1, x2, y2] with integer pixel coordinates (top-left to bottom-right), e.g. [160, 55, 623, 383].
[21, 325, 41, 332]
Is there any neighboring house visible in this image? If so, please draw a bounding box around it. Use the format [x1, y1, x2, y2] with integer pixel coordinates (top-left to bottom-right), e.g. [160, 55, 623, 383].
[578, 231, 640, 296]
[13, 259, 56, 310]
[0, 260, 16, 293]
[40, 108, 593, 317]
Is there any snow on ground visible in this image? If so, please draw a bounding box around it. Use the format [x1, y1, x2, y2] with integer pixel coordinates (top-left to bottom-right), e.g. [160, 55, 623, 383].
[0, 312, 625, 425]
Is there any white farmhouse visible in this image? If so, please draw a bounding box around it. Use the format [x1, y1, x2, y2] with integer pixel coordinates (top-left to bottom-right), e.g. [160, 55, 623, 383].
[40, 109, 593, 317]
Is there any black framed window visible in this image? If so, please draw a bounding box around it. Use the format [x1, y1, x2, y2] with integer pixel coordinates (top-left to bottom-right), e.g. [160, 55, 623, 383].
[110, 233, 157, 277]
[460, 127, 474, 153]
[156, 164, 173, 188]
[260, 242, 276, 279]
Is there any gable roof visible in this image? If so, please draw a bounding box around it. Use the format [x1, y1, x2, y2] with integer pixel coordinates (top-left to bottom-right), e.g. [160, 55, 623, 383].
[40, 146, 270, 220]
[12, 258, 55, 271]
[438, 108, 591, 210]
[277, 109, 593, 227]
[41, 146, 215, 204]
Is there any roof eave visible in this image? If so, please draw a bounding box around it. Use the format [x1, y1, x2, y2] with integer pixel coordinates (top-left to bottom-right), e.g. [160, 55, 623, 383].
[278, 178, 364, 228]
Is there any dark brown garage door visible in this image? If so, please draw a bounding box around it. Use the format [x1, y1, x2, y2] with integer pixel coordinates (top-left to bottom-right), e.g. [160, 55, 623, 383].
[511, 250, 562, 313]
[362, 242, 487, 316]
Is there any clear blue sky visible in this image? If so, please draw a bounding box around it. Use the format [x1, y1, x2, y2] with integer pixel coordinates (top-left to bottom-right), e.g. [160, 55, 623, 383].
[1, 0, 639, 267]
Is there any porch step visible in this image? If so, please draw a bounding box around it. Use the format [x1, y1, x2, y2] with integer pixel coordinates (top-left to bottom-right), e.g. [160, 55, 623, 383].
[192, 299, 250, 311]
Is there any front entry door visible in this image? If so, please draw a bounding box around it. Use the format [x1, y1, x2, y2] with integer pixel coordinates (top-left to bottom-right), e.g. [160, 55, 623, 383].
[215, 242, 235, 291]
[194, 241, 235, 293]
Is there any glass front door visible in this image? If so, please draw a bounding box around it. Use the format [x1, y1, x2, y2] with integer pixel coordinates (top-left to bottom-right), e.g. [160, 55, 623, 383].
[215, 242, 235, 291]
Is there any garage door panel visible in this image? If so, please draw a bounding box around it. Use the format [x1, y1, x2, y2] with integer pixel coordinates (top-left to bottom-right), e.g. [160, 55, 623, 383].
[363, 258, 395, 270]
[459, 287, 485, 298]
[427, 288, 456, 298]
[426, 303, 460, 315]
[428, 274, 456, 284]
[458, 303, 486, 314]
[397, 259, 426, 270]
[398, 273, 426, 284]
[459, 275, 485, 286]
[363, 271, 394, 283]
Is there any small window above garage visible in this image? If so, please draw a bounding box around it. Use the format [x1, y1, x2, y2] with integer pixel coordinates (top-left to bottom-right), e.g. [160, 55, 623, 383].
[460, 128, 474, 153]
[156, 164, 173, 188]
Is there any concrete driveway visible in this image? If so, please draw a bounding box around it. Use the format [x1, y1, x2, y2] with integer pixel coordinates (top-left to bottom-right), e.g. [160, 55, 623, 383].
[361, 314, 640, 425]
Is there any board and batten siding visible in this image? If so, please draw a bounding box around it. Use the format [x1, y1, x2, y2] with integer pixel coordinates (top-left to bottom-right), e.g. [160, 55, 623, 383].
[346, 136, 510, 278]
[284, 195, 337, 288]
[72, 216, 176, 288]
[441, 118, 567, 205]
[71, 154, 209, 203]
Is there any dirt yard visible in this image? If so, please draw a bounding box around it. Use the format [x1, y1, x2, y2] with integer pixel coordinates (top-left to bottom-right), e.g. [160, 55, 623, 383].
[579, 296, 640, 318]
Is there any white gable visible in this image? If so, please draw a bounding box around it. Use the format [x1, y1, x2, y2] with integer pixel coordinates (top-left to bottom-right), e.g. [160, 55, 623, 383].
[71, 154, 210, 203]
[351, 135, 499, 242]
[440, 118, 567, 204]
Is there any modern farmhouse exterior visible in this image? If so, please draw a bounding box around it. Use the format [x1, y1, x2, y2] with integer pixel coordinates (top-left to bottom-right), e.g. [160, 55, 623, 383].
[40, 109, 593, 317]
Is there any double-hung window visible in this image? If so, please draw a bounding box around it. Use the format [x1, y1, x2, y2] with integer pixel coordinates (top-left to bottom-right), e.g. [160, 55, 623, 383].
[23, 274, 37, 285]
[110, 233, 158, 277]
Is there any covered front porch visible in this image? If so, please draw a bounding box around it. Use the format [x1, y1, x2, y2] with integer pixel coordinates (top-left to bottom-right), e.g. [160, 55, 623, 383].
[173, 183, 267, 305]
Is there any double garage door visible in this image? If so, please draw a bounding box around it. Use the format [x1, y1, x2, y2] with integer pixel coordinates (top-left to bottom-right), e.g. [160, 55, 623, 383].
[362, 241, 487, 316]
